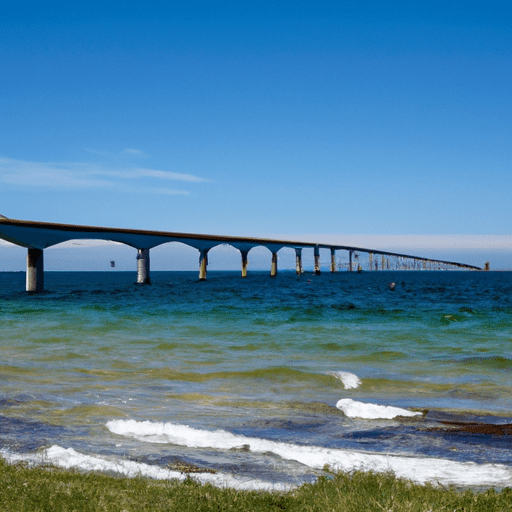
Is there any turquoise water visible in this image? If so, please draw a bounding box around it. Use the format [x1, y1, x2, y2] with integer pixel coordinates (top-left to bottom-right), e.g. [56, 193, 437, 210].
[1, 270, 512, 488]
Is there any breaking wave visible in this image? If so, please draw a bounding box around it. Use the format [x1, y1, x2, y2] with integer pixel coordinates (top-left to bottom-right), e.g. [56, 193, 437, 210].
[335, 398, 422, 419]
[106, 420, 512, 487]
[0, 446, 287, 491]
[327, 371, 362, 389]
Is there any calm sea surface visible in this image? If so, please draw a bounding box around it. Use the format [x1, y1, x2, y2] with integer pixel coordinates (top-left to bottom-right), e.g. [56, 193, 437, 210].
[1, 270, 512, 489]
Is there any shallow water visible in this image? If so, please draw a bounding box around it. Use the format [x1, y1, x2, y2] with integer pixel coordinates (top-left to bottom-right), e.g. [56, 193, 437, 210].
[1, 270, 511, 489]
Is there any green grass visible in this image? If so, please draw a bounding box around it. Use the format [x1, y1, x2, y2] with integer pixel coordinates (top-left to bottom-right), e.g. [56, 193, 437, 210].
[1, 458, 511, 511]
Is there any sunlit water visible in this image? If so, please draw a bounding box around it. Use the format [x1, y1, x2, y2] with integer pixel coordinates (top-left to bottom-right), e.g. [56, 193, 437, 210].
[1, 270, 511, 489]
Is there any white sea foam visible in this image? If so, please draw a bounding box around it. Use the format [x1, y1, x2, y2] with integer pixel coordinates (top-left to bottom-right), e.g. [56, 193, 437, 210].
[327, 371, 362, 389]
[0, 446, 287, 492]
[106, 419, 512, 488]
[336, 398, 422, 419]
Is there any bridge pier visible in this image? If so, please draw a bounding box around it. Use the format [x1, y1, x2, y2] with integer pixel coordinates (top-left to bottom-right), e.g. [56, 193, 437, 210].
[330, 248, 336, 272]
[295, 248, 303, 275]
[348, 250, 353, 272]
[270, 252, 278, 277]
[314, 246, 321, 275]
[241, 250, 249, 278]
[136, 248, 151, 284]
[199, 249, 209, 280]
[26, 248, 44, 293]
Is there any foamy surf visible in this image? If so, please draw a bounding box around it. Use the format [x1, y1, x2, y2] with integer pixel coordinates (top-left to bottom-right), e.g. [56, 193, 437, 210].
[327, 371, 362, 389]
[0, 446, 287, 492]
[336, 398, 422, 419]
[106, 419, 512, 488]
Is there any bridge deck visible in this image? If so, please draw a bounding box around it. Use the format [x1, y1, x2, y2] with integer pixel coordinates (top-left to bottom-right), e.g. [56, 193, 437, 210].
[0, 217, 483, 292]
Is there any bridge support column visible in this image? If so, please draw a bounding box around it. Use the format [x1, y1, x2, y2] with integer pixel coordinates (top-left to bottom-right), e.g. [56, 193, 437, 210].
[314, 246, 321, 275]
[270, 252, 278, 277]
[348, 250, 353, 272]
[295, 248, 303, 275]
[199, 249, 209, 280]
[330, 248, 336, 272]
[368, 252, 373, 271]
[241, 251, 249, 278]
[26, 248, 44, 293]
[136, 248, 151, 284]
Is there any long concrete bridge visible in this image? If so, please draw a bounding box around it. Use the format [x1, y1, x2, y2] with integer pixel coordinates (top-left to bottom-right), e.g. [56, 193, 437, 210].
[0, 216, 482, 292]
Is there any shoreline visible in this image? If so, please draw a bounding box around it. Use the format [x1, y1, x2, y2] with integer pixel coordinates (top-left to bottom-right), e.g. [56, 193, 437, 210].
[1, 456, 511, 511]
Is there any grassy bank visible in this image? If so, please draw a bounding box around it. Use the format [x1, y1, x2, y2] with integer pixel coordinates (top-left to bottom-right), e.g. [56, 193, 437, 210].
[1, 458, 511, 511]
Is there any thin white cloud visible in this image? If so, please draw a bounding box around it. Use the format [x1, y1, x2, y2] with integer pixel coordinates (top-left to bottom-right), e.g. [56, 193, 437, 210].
[0, 157, 209, 194]
[113, 184, 189, 195]
[142, 187, 189, 195]
[1, 160, 114, 189]
[85, 147, 149, 158]
[84, 148, 115, 158]
[123, 148, 148, 157]
[89, 167, 211, 182]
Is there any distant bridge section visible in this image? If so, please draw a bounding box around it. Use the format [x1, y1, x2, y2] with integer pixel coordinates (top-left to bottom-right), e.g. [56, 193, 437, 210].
[0, 217, 482, 292]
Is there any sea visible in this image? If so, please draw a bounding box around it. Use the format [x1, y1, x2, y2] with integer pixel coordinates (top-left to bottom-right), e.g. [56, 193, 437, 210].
[1, 269, 512, 491]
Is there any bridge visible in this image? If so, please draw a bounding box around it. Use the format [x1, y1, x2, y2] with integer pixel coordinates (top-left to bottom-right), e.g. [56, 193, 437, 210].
[0, 216, 483, 292]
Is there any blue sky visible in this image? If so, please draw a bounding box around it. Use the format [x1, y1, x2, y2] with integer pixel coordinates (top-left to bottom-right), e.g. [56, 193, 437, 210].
[1, 1, 511, 268]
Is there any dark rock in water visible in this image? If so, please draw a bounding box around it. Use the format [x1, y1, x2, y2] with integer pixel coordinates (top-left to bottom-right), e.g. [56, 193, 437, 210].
[426, 422, 512, 436]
